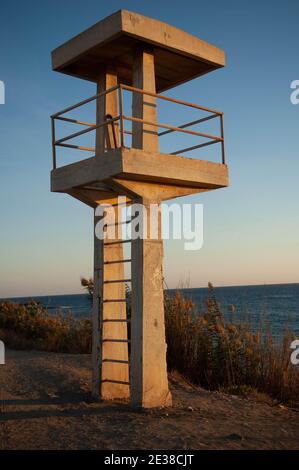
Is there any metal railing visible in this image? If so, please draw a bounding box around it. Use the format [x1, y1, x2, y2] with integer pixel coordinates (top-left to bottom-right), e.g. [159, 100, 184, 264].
[51, 84, 225, 170]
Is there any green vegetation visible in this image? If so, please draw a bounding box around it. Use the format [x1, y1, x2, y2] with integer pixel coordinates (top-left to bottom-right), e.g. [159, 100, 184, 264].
[0, 283, 298, 406]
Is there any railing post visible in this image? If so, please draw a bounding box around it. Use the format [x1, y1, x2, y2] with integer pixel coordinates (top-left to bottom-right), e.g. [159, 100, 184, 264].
[51, 117, 57, 170]
[220, 114, 226, 165]
[118, 85, 124, 148]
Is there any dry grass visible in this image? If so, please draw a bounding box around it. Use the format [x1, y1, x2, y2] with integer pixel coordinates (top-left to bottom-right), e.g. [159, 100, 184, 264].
[0, 300, 91, 353]
[0, 284, 298, 406]
[165, 283, 299, 406]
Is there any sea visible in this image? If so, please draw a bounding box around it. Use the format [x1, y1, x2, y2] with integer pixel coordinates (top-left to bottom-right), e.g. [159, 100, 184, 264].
[4, 283, 299, 339]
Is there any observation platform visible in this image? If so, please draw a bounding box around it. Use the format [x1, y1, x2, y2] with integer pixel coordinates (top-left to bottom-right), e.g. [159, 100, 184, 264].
[50, 84, 229, 205]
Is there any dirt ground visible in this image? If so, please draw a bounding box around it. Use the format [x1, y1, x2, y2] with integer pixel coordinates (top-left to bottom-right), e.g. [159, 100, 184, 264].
[0, 349, 298, 450]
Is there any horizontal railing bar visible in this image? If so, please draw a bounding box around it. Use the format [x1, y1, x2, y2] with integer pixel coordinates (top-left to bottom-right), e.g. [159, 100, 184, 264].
[55, 125, 94, 144]
[102, 359, 129, 364]
[102, 319, 131, 323]
[102, 339, 131, 343]
[120, 84, 223, 116]
[158, 114, 219, 137]
[104, 279, 132, 284]
[170, 139, 221, 156]
[104, 259, 131, 265]
[101, 379, 130, 385]
[104, 240, 132, 246]
[123, 115, 223, 142]
[52, 95, 98, 119]
[51, 84, 120, 118]
[56, 142, 95, 152]
[52, 84, 223, 122]
[51, 83, 225, 167]
[103, 299, 128, 303]
[55, 116, 96, 127]
[55, 116, 120, 145]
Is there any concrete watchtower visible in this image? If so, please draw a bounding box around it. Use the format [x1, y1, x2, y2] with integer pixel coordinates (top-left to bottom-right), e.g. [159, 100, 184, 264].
[50, 10, 229, 408]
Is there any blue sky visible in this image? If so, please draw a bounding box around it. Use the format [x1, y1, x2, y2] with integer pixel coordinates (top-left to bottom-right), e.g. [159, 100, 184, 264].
[0, 0, 298, 297]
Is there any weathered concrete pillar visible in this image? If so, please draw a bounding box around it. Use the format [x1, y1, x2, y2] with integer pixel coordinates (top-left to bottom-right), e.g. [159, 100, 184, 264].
[130, 200, 172, 407]
[92, 67, 129, 400]
[132, 48, 159, 152]
[96, 68, 119, 154]
[129, 47, 171, 407]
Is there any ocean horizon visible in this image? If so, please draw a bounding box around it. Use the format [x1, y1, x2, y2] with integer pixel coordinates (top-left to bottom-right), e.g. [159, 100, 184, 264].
[3, 282, 299, 339]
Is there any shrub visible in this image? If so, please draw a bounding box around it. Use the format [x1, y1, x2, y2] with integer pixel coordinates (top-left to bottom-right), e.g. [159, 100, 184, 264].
[0, 300, 91, 354]
[165, 284, 299, 406]
[1, 284, 298, 406]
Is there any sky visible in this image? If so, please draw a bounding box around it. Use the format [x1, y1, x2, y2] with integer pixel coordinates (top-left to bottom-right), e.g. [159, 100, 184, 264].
[0, 0, 298, 297]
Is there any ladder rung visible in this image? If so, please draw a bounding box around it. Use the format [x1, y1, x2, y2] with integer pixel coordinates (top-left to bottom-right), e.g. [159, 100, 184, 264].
[105, 220, 132, 227]
[102, 319, 131, 323]
[104, 279, 131, 284]
[103, 299, 128, 303]
[102, 359, 129, 364]
[104, 259, 131, 265]
[101, 379, 130, 385]
[102, 339, 131, 343]
[110, 201, 131, 208]
[104, 240, 132, 246]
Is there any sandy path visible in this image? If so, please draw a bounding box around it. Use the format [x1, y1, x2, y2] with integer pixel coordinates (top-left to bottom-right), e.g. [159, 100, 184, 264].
[0, 349, 298, 450]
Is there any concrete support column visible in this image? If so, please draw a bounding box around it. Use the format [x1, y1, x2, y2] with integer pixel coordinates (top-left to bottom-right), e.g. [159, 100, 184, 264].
[129, 47, 170, 408]
[130, 201, 172, 408]
[92, 66, 129, 400]
[96, 68, 119, 155]
[132, 48, 159, 152]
